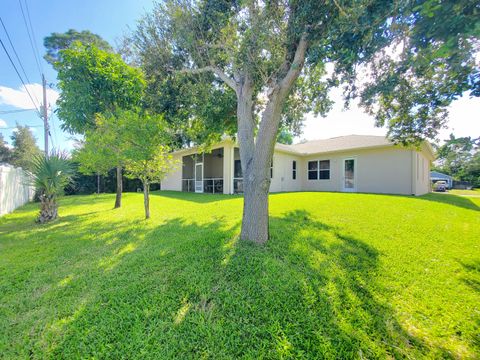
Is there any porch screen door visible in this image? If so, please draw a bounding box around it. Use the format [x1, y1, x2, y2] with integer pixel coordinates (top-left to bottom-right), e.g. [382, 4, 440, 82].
[195, 163, 203, 193]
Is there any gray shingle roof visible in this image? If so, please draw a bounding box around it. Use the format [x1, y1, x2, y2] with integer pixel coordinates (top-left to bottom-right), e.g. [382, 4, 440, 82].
[276, 135, 392, 155]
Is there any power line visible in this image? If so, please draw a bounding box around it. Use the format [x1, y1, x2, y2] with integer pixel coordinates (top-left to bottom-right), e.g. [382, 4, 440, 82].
[0, 37, 40, 113]
[17, 0, 42, 77]
[1, 125, 42, 130]
[50, 112, 59, 149]
[0, 16, 40, 106]
[0, 108, 36, 114]
[23, 0, 43, 74]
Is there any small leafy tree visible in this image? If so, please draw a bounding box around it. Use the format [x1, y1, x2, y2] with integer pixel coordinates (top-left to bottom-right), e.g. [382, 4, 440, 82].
[54, 43, 145, 208]
[81, 110, 178, 219]
[124, 148, 177, 219]
[72, 118, 124, 196]
[29, 151, 74, 223]
[114, 110, 178, 219]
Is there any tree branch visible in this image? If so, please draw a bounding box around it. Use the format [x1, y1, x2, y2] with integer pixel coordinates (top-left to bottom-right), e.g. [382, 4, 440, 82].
[279, 33, 308, 93]
[179, 65, 237, 91]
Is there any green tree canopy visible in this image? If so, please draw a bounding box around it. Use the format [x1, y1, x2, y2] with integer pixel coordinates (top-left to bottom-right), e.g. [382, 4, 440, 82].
[276, 129, 295, 145]
[54, 43, 145, 134]
[72, 125, 121, 178]
[10, 125, 41, 170]
[77, 109, 178, 219]
[0, 133, 12, 164]
[54, 42, 146, 209]
[434, 134, 480, 186]
[118, 111, 179, 219]
[44, 29, 113, 65]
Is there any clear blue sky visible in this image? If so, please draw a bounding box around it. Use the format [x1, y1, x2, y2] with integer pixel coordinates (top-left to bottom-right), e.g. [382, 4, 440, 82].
[0, 0, 153, 150]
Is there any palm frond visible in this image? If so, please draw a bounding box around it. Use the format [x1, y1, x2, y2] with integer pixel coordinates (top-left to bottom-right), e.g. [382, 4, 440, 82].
[29, 151, 75, 197]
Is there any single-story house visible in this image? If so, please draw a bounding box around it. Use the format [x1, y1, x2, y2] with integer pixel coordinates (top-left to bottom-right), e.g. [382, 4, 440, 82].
[430, 171, 453, 189]
[161, 135, 434, 196]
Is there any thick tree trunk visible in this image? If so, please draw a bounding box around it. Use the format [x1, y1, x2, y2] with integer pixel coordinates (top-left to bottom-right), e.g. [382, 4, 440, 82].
[235, 75, 270, 243]
[239, 101, 280, 243]
[143, 182, 150, 219]
[241, 170, 270, 243]
[37, 194, 58, 223]
[114, 166, 122, 208]
[237, 36, 307, 243]
[97, 173, 100, 194]
[192, 35, 308, 243]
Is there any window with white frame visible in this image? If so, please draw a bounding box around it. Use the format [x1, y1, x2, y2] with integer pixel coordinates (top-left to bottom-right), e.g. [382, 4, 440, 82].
[308, 160, 330, 180]
[292, 160, 297, 180]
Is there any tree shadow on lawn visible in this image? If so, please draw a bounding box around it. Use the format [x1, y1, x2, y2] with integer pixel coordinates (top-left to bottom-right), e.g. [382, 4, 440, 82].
[458, 259, 480, 352]
[459, 259, 480, 294]
[153, 190, 480, 212]
[151, 190, 241, 204]
[416, 193, 479, 211]
[3, 210, 458, 358]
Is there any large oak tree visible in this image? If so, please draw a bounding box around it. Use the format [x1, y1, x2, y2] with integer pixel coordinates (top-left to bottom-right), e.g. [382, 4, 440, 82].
[132, 0, 479, 243]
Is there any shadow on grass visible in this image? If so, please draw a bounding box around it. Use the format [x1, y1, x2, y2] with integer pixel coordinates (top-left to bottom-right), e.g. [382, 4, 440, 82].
[458, 259, 480, 353]
[151, 190, 240, 204]
[460, 259, 480, 293]
[416, 193, 479, 211]
[2, 209, 460, 358]
[153, 190, 480, 212]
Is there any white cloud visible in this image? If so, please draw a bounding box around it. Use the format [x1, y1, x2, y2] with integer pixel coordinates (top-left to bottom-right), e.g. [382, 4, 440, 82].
[298, 87, 480, 144]
[0, 119, 6, 128]
[0, 83, 59, 110]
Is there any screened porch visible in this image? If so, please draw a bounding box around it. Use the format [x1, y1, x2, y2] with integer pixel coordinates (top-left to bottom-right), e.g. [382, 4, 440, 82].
[182, 148, 224, 194]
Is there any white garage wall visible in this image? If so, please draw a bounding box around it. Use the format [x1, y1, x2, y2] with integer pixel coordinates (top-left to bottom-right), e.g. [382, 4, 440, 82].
[0, 165, 35, 216]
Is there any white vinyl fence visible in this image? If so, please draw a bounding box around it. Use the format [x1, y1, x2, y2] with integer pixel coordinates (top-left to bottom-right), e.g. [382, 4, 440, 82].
[0, 164, 35, 216]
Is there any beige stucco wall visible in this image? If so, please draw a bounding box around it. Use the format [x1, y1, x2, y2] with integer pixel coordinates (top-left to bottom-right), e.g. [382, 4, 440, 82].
[161, 153, 183, 191]
[269, 151, 303, 192]
[299, 146, 416, 195]
[162, 142, 432, 196]
[413, 146, 432, 196]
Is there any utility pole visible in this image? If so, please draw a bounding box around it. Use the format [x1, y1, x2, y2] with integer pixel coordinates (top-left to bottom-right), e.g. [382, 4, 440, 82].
[42, 74, 49, 156]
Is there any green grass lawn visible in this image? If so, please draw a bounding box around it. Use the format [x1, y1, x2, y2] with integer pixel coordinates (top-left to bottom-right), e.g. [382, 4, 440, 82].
[1, 191, 479, 359]
[448, 189, 480, 196]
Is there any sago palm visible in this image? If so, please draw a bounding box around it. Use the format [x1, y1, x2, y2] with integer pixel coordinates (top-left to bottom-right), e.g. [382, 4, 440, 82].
[29, 152, 74, 223]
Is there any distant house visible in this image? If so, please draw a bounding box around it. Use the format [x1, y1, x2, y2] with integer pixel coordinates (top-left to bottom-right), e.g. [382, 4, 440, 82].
[430, 171, 453, 189]
[161, 135, 434, 196]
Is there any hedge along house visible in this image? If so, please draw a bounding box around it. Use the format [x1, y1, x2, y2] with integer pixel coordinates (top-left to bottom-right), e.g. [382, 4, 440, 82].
[161, 135, 435, 196]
